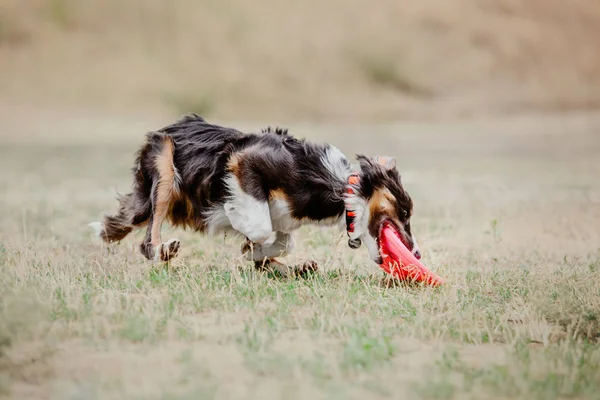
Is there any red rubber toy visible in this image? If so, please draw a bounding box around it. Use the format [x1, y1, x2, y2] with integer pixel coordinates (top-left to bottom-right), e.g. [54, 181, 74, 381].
[379, 222, 445, 286]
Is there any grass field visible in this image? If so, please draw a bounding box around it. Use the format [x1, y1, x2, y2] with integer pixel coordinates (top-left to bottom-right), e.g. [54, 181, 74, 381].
[1, 113, 600, 399]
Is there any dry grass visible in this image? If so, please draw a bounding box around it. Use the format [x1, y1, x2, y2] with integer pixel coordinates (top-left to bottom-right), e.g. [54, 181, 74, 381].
[1, 112, 599, 399]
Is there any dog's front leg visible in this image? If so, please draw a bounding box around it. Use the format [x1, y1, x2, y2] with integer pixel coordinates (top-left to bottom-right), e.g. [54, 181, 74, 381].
[241, 231, 295, 261]
[223, 177, 276, 245]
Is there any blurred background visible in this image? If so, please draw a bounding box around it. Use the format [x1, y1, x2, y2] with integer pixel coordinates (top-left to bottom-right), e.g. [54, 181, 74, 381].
[1, 0, 600, 135]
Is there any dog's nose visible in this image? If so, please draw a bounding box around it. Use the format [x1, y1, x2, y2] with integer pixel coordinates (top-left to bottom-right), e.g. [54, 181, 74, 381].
[413, 250, 422, 260]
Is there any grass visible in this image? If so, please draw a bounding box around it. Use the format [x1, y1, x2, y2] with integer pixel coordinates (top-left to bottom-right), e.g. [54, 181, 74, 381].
[0, 121, 599, 399]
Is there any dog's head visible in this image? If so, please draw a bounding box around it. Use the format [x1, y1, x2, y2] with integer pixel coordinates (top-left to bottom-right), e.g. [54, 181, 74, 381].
[345, 154, 420, 263]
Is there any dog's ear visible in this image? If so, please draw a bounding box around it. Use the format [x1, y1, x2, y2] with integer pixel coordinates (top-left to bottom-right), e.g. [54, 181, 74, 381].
[356, 154, 374, 170]
[373, 155, 396, 171]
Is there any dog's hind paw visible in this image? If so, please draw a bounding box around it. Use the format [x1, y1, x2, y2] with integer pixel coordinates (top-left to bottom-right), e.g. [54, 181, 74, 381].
[155, 238, 180, 262]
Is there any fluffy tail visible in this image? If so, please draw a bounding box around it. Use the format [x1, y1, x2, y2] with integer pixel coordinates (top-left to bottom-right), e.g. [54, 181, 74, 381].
[90, 193, 141, 242]
[90, 131, 178, 244]
[90, 135, 157, 243]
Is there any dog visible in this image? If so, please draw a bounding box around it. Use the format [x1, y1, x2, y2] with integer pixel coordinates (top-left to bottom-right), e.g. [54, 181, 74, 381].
[90, 114, 420, 272]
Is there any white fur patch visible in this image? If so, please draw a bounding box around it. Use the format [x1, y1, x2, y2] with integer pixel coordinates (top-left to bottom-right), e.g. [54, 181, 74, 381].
[204, 206, 231, 235]
[222, 174, 275, 244]
[88, 221, 104, 237]
[269, 197, 302, 233]
[362, 232, 380, 263]
[322, 146, 350, 184]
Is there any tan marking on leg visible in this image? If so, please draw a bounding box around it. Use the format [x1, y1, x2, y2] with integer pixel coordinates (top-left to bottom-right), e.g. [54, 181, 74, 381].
[151, 136, 177, 247]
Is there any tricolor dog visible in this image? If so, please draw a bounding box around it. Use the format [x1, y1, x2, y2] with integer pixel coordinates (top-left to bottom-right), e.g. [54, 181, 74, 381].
[91, 114, 420, 272]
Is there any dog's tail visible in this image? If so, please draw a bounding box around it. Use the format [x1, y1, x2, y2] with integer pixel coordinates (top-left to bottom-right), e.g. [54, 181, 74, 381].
[90, 133, 164, 243]
[90, 193, 145, 243]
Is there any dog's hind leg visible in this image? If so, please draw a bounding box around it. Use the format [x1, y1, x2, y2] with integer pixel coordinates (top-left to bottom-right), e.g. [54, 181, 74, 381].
[139, 134, 181, 262]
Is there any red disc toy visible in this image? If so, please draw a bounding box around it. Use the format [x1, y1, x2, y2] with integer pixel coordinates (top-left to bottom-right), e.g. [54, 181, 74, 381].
[378, 222, 444, 286]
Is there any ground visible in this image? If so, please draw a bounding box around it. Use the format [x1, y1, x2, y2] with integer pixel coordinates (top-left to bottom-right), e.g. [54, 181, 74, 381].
[1, 111, 600, 399]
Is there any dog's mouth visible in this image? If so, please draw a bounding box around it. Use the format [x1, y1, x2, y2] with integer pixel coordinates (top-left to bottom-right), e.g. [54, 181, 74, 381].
[377, 220, 412, 264]
[376, 219, 444, 286]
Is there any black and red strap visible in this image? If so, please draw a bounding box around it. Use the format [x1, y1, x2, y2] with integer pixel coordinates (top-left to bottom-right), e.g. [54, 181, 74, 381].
[345, 173, 362, 249]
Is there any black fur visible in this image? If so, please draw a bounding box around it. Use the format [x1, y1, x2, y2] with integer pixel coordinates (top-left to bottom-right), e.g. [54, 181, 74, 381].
[261, 126, 289, 136]
[235, 134, 348, 220]
[164, 114, 347, 225]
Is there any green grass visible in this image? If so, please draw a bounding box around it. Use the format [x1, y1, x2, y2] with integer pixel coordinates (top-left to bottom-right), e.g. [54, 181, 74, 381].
[2, 240, 599, 398]
[0, 128, 599, 399]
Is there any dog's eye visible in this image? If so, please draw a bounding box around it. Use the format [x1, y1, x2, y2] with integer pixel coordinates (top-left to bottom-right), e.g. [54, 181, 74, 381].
[403, 210, 408, 217]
